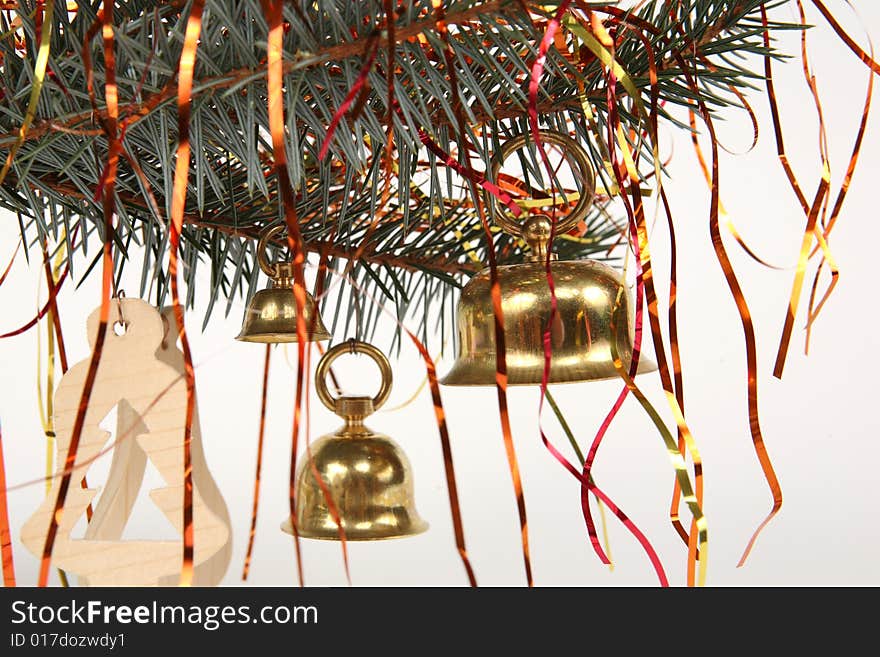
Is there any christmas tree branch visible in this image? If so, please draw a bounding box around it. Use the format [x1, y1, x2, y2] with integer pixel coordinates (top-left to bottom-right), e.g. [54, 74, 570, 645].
[0, 0, 799, 340]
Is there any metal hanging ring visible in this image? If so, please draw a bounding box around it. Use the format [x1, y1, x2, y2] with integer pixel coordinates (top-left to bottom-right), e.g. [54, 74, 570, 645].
[489, 130, 596, 238]
[114, 289, 128, 333]
[256, 224, 286, 279]
[315, 339, 393, 413]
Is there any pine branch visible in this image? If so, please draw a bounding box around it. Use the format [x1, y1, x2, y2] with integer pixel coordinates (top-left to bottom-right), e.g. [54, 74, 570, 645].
[0, 0, 801, 343]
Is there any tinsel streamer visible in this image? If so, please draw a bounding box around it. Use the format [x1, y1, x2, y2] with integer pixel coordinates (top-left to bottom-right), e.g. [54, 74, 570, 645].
[35, 238, 77, 586]
[761, 5, 809, 214]
[168, 0, 205, 587]
[607, 312, 707, 586]
[611, 9, 748, 583]
[687, 110, 787, 271]
[406, 333, 477, 587]
[631, 66, 702, 585]
[282, 244, 365, 583]
[35, 259, 56, 498]
[568, 8, 706, 583]
[608, 27, 704, 585]
[336, 271, 476, 586]
[796, 2, 830, 168]
[0, 266, 69, 339]
[773, 177, 831, 378]
[0, 225, 79, 339]
[242, 345, 271, 581]
[41, 240, 93, 525]
[0, 421, 15, 586]
[718, 85, 761, 156]
[317, 36, 380, 161]
[430, 0, 532, 587]
[772, 1, 834, 379]
[658, 187, 688, 548]
[311, 237, 346, 398]
[301, 359, 351, 584]
[0, 243, 19, 288]
[380, 362, 435, 412]
[529, 3, 568, 499]
[85, 7, 159, 228]
[538, 292, 670, 584]
[416, 130, 521, 217]
[36, 0, 121, 588]
[603, 105, 675, 585]
[261, 0, 329, 586]
[805, 2, 873, 350]
[811, 0, 880, 75]
[287, 55, 353, 591]
[624, 7, 803, 576]
[673, 44, 781, 567]
[107, 11, 161, 223]
[628, 4, 785, 272]
[382, 0, 397, 204]
[0, 0, 54, 185]
[534, 0, 610, 566]
[523, 7, 673, 584]
[539, 422, 669, 585]
[594, 12, 701, 554]
[40, 241, 68, 374]
[544, 390, 614, 570]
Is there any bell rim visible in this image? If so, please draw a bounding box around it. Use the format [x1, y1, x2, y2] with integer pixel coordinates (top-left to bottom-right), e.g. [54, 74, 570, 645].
[439, 355, 658, 386]
[235, 328, 331, 343]
[280, 517, 429, 541]
[237, 286, 331, 343]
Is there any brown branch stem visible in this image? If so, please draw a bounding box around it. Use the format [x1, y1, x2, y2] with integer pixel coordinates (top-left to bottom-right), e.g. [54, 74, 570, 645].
[15, 173, 479, 278]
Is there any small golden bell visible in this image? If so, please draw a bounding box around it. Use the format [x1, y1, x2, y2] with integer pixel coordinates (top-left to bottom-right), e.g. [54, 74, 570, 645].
[236, 224, 331, 343]
[441, 131, 656, 386]
[282, 340, 428, 540]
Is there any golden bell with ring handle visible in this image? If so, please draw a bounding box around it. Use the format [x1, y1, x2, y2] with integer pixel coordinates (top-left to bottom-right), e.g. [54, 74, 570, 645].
[440, 130, 657, 386]
[282, 339, 428, 540]
[236, 224, 331, 343]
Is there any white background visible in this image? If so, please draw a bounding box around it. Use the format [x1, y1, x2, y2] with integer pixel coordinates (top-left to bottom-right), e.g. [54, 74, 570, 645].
[1, 2, 878, 587]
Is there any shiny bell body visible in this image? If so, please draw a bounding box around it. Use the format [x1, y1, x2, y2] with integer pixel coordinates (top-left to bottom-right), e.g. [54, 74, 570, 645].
[441, 130, 656, 386]
[285, 413, 428, 540]
[283, 342, 427, 540]
[440, 256, 657, 385]
[236, 224, 331, 343]
[236, 282, 330, 343]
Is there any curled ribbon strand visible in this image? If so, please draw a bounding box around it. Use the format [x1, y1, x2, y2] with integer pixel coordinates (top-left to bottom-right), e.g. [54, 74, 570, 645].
[38, 0, 122, 588]
[241, 345, 271, 581]
[0, 421, 15, 586]
[678, 43, 782, 566]
[168, 0, 206, 587]
[261, 0, 310, 587]
[430, 0, 532, 586]
[806, 1, 874, 349]
[0, 0, 55, 186]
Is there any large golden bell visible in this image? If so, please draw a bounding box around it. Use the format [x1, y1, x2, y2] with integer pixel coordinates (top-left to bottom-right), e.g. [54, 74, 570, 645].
[441, 130, 656, 386]
[282, 340, 428, 540]
[236, 224, 331, 343]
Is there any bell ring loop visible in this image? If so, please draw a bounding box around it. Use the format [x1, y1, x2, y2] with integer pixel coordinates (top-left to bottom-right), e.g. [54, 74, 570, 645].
[489, 130, 596, 238]
[256, 224, 287, 279]
[315, 339, 393, 413]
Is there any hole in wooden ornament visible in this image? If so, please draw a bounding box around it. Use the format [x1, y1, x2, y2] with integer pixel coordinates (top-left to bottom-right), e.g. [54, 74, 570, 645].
[113, 321, 128, 336]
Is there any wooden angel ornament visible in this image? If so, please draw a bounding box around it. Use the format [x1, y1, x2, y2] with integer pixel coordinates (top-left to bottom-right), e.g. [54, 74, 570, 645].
[21, 298, 231, 586]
